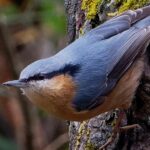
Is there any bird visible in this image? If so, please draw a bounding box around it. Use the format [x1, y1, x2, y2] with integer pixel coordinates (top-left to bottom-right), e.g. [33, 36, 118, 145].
[3, 5, 150, 121]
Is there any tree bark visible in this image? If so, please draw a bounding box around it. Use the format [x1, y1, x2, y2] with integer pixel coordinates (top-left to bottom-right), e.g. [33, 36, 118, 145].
[64, 0, 150, 149]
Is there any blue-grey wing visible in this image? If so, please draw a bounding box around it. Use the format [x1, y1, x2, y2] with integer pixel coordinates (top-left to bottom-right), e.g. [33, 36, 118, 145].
[73, 28, 150, 111]
[72, 7, 150, 111]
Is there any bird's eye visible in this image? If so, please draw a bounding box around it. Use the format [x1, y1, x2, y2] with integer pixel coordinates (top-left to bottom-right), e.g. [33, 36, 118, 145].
[32, 74, 46, 80]
[25, 73, 46, 82]
[35, 74, 45, 80]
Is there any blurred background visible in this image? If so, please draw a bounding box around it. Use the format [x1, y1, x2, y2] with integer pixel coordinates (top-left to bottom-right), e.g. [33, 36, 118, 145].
[0, 0, 68, 150]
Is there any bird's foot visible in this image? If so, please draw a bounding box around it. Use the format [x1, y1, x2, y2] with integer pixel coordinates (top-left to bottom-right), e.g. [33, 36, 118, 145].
[99, 123, 142, 150]
[120, 123, 142, 131]
[99, 110, 142, 150]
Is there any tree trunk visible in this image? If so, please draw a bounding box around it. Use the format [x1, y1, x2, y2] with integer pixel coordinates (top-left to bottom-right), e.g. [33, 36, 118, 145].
[64, 0, 150, 149]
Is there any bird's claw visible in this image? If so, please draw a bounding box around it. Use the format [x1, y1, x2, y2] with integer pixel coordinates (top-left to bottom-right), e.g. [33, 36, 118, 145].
[99, 123, 142, 149]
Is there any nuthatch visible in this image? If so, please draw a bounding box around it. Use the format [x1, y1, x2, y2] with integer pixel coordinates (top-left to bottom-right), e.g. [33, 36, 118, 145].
[3, 6, 150, 121]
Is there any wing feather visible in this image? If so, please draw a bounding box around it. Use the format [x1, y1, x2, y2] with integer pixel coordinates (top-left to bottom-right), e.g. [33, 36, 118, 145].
[87, 28, 150, 110]
[86, 5, 150, 41]
[104, 27, 150, 92]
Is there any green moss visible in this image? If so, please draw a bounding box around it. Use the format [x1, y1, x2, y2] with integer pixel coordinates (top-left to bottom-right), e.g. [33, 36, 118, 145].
[117, 0, 150, 13]
[81, 0, 102, 20]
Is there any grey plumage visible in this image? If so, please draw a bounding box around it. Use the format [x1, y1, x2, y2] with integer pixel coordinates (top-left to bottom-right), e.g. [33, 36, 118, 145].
[20, 6, 150, 111]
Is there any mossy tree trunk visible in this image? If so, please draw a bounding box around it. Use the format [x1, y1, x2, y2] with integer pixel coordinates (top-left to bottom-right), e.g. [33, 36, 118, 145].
[64, 0, 150, 149]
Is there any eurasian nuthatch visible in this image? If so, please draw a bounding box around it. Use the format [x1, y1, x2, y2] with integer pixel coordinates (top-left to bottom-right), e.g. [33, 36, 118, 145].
[3, 6, 150, 121]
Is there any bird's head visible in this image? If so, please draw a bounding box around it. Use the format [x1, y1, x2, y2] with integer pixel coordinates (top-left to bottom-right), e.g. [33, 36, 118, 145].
[3, 57, 82, 119]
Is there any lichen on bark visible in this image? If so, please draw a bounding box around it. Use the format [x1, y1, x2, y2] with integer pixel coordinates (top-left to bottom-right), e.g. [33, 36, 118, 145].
[81, 0, 102, 19]
[115, 0, 150, 13]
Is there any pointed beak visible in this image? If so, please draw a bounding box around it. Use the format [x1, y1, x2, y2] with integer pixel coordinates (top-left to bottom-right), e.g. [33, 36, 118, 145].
[2, 80, 28, 88]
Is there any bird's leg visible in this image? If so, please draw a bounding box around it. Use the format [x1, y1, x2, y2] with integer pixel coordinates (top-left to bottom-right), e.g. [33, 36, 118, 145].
[99, 110, 124, 150]
[120, 124, 142, 131]
[119, 109, 142, 132]
[99, 109, 141, 150]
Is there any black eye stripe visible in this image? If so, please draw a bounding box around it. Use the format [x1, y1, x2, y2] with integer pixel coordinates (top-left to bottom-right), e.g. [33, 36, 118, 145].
[21, 64, 80, 82]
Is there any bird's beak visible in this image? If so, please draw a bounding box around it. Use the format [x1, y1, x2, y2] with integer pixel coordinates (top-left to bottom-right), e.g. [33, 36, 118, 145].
[2, 80, 28, 88]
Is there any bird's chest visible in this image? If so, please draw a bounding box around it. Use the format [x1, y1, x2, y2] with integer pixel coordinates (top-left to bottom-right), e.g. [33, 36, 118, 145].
[23, 75, 77, 119]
